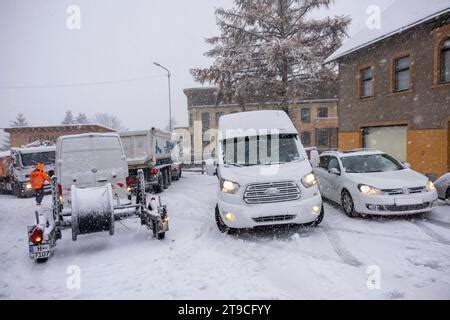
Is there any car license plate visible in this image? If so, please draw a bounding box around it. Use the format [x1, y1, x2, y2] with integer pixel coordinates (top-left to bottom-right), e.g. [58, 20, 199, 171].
[395, 197, 422, 206]
[29, 244, 51, 259]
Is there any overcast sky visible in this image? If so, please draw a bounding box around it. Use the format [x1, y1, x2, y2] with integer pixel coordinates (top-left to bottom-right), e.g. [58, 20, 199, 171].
[0, 0, 396, 131]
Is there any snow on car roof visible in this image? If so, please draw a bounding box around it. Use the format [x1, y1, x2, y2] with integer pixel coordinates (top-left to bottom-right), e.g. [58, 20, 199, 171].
[325, 0, 450, 63]
[322, 149, 384, 158]
[218, 110, 298, 139]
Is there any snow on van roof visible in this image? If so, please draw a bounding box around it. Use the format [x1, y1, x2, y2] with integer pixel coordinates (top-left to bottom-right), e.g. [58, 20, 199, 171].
[11, 146, 56, 154]
[218, 110, 298, 139]
[57, 132, 120, 141]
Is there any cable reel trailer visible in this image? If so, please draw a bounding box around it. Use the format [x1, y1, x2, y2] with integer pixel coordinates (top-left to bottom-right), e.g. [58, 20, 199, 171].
[27, 133, 169, 263]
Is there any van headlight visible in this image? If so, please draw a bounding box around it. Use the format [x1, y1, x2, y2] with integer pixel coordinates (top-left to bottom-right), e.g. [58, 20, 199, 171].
[358, 184, 383, 195]
[221, 179, 240, 194]
[301, 173, 317, 188]
[426, 181, 435, 191]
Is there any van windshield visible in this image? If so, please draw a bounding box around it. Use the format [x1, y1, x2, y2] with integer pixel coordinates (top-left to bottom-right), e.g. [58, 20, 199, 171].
[20, 152, 55, 167]
[222, 134, 303, 166]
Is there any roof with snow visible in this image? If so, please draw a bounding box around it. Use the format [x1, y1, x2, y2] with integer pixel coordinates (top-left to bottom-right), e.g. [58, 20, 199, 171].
[3, 123, 116, 133]
[324, 0, 450, 63]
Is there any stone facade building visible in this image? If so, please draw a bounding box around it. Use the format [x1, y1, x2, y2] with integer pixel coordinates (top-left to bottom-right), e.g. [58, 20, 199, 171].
[325, 4, 450, 178]
[184, 83, 338, 161]
[4, 124, 115, 148]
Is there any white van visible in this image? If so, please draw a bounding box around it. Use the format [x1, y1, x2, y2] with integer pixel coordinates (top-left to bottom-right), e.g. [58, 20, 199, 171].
[55, 133, 131, 210]
[206, 110, 324, 233]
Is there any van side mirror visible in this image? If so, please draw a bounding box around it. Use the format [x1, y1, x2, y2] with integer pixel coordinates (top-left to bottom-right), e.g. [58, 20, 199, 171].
[403, 162, 411, 169]
[310, 150, 319, 168]
[205, 159, 217, 176]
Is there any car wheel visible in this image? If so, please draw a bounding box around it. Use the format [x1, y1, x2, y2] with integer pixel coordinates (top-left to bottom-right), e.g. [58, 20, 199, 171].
[215, 205, 238, 235]
[341, 190, 359, 218]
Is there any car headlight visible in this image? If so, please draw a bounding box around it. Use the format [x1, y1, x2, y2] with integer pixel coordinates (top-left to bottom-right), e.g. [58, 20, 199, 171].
[426, 180, 436, 191]
[301, 173, 317, 188]
[358, 184, 383, 195]
[221, 179, 240, 194]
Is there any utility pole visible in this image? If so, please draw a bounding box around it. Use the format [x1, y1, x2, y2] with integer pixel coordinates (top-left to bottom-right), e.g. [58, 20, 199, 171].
[154, 62, 172, 132]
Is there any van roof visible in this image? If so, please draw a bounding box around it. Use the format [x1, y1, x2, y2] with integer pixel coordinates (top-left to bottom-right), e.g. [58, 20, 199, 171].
[218, 110, 298, 140]
[57, 132, 120, 142]
[11, 146, 56, 154]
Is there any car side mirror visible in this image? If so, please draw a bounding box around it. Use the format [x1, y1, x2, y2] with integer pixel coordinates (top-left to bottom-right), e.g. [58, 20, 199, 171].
[328, 168, 340, 175]
[403, 162, 411, 169]
[205, 159, 217, 176]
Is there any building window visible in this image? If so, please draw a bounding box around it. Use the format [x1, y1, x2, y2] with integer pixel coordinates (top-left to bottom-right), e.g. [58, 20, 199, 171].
[215, 112, 224, 125]
[301, 132, 311, 146]
[189, 113, 193, 127]
[360, 67, 374, 98]
[301, 108, 311, 123]
[316, 129, 329, 147]
[317, 107, 328, 118]
[393, 55, 411, 92]
[201, 112, 210, 131]
[441, 38, 450, 83]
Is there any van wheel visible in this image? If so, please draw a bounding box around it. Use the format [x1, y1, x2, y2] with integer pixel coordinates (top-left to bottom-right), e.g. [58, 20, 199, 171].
[341, 190, 359, 218]
[215, 205, 238, 235]
[446, 188, 450, 200]
[311, 206, 325, 227]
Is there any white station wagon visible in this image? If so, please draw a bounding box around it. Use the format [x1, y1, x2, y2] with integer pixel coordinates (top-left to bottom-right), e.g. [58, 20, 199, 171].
[313, 149, 438, 217]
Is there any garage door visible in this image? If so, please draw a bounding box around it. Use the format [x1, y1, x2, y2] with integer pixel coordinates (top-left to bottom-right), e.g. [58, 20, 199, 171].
[363, 126, 407, 162]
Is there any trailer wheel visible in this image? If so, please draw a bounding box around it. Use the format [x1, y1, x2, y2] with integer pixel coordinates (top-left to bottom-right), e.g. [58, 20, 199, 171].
[163, 169, 169, 189]
[153, 175, 163, 193]
[157, 232, 165, 240]
[36, 258, 48, 263]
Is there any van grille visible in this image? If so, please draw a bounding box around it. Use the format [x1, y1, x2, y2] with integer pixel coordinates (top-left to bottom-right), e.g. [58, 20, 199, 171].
[244, 181, 301, 204]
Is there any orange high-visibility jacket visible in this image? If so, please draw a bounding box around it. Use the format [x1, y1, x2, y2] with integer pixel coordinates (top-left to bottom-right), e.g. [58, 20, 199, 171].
[29, 170, 50, 189]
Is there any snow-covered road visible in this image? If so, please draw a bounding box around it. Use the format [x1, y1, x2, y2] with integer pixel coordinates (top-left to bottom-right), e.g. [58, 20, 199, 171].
[1, 172, 449, 300]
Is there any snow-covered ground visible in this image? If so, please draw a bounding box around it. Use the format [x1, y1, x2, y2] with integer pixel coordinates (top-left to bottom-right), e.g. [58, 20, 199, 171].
[0, 172, 449, 300]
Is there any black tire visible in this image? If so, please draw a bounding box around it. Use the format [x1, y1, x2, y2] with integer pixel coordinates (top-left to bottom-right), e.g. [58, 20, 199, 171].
[178, 169, 182, 179]
[157, 232, 165, 240]
[153, 175, 163, 194]
[215, 205, 239, 234]
[446, 188, 450, 201]
[341, 190, 359, 218]
[311, 206, 325, 227]
[163, 170, 169, 189]
[36, 258, 48, 263]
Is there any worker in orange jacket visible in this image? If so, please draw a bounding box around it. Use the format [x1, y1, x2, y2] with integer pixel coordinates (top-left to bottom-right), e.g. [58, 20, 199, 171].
[30, 163, 51, 205]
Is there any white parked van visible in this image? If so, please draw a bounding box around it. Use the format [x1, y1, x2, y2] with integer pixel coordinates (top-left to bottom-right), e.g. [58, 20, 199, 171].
[55, 133, 131, 210]
[206, 110, 324, 233]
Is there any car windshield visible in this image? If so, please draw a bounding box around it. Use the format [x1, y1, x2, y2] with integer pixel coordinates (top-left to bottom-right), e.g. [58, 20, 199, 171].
[20, 152, 55, 167]
[222, 134, 303, 166]
[341, 154, 404, 173]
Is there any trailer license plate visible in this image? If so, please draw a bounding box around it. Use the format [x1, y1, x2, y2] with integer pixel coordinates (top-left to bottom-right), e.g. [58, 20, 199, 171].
[29, 244, 51, 259]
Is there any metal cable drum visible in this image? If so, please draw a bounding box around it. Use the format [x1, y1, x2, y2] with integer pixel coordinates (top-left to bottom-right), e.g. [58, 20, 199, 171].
[71, 184, 115, 241]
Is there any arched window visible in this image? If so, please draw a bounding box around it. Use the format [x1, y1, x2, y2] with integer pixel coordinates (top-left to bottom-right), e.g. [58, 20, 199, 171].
[441, 38, 450, 83]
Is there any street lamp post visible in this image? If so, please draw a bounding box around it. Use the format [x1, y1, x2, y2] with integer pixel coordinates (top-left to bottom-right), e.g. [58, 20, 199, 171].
[154, 62, 172, 132]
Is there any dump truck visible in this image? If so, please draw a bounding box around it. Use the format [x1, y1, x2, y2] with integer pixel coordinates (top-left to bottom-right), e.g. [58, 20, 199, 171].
[120, 128, 182, 193]
[0, 146, 56, 197]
